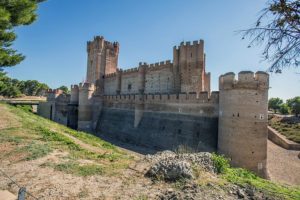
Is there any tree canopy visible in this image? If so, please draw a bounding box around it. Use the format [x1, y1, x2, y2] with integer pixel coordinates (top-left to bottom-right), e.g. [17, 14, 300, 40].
[268, 97, 283, 113]
[287, 96, 300, 116]
[0, 0, 45, 68]
[58, 85, 70, 94]
[0, 72, 49, 97]
[241, 0, 300, 73]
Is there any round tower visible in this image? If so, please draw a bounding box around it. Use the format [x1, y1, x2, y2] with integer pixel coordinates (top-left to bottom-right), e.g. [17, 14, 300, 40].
[218, 71, 269, 177]
[78, 82, 95, 131]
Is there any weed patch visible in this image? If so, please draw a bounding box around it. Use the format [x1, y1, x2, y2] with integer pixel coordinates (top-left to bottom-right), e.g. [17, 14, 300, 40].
[212, 154, 300, 200]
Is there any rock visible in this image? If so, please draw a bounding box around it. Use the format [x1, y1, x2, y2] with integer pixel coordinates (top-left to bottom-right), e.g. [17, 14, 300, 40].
[245, 187, 255, 197]
[145, 151, 215, 174]
[146, 158, 193, 181]
[237, 189, 245, 198]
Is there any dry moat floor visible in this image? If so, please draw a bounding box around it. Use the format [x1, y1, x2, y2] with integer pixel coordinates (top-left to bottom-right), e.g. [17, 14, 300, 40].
[0, 103, 299, 200]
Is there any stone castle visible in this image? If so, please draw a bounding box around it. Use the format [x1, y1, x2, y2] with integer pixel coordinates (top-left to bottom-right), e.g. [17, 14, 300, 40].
[38, 36, 269, 177]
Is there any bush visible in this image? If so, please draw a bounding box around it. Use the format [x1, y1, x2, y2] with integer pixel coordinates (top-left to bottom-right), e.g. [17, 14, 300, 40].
[211, 153, 230, 174]
[279, 103, 290, 115]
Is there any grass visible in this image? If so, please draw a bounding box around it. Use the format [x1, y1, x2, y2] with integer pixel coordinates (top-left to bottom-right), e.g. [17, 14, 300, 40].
[21, 142, 52, 160]
[0, 103, 133, 176]
[53, 162, 104, 176]
[269, 115, 300, 143]
[211, 153, 300, 200]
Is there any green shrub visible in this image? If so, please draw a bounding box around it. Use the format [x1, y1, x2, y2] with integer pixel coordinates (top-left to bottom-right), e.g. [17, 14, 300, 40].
[211, 153, 230, 174]
[16, 105, 32, 112]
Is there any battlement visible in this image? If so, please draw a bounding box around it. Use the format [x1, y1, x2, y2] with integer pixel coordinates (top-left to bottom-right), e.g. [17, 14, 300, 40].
[79, 82, 95, 91]
[174, 39, 204, 50]
[103, 91, 219, 104]
[146, 60, 172, 71]
[122, 67, 139, 74]
[105, 72, 117, 78]
[46, 89, 63, 94]
[71, 85, 79, 90]
[219, 71, 269, 90]
[87, 36, 119, 53]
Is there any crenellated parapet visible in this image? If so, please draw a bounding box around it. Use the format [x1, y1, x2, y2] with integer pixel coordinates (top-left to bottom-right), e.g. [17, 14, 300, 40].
[122, 67, 139, 74]
[70, 84, 79, 104]
[46, 89, 63, 101]
[173, 40, 204, 50]
[146, 60, 172, 71]
[105, 72, 117, 78]
[79, 82, 95, 91]
[103, 91, 219, 104]
[219, 71, 269, 90]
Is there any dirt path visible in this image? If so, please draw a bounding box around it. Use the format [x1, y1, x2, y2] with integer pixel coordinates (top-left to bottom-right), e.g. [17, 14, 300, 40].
[267, 140, 300, 185]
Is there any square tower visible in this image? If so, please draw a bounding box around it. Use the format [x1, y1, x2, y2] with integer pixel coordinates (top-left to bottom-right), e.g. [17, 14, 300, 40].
[86, 36, 119, 85]
[173, 40, 210, 94]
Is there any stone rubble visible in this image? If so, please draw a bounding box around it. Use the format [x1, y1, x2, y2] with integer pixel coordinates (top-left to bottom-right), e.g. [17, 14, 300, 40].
[145, 151, 215, 181]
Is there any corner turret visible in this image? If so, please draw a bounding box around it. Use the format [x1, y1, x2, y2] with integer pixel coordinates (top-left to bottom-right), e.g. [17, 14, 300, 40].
[218, 71, 269, 177]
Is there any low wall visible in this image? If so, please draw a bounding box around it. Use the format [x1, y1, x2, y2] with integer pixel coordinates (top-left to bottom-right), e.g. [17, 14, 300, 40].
[268, 126, 300, 150]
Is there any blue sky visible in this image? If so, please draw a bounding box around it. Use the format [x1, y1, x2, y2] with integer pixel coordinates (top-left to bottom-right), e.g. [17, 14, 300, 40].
[6, 0, 300, 100]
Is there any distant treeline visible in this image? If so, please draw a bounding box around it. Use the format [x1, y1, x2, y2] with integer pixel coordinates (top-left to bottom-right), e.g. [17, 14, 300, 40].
[0, 72, 49, 97]
[269, 97, 300, 117]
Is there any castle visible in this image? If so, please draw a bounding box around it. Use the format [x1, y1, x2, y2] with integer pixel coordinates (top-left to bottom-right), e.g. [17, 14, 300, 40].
[38, 36, 269, 177]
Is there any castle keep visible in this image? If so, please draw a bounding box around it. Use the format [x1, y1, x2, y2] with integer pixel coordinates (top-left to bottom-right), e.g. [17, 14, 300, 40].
[38, 36, 269, 177]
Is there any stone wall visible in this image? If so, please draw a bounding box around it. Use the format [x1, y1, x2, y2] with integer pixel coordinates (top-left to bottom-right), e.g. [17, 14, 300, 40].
[104, 73, 117, 95]
[120, 69, 139, 94]
[96, 92, 219, 151]
[145, 61, 174, 93]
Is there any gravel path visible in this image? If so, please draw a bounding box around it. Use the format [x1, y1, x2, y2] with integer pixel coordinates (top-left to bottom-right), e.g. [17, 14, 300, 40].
[267, 140, 300, 186]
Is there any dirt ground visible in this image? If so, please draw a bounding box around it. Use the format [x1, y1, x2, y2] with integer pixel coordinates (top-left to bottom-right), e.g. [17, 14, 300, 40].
[267, 140, 300, 185]
[0, 104, 299, 199]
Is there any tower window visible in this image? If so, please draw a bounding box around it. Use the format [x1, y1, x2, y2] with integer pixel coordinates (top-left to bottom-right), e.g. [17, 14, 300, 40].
[191, 53, 192, 58]
[128, 84, 132, 91]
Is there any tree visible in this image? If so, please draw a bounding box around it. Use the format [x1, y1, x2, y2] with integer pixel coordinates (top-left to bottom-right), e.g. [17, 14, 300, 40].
[268, 97, 283, 113]
[240, 0, 300, 73]
[0, 72, 49, 97]
[0, 0, 45, 68]
[287, 96, 300, 116]
[58, 85, 69, 94]
[279, 103, 290, 114]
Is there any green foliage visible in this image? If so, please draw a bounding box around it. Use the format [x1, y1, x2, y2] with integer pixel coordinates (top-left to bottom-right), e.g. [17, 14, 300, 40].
[212, 153, 300, 200]
[0, 0, 45, 68]
[269, 116, 300, 143]
[58, 85, 69, 94]
[287, 97, 300, 117]
[53, 162, 104, 176]
[279, 103, 290, 115]
[224, 168, 300, 200]
[22, 142, 52, 160]
[0, 72, 49, 97]
[16, 105, 32, 112]
[240, 0, 300, 72]
[211, 153, 230, 174]
[268, 98, 283, 113]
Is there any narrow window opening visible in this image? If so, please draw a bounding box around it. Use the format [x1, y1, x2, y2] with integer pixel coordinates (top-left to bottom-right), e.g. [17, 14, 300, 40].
[128, 84, 132, 91]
